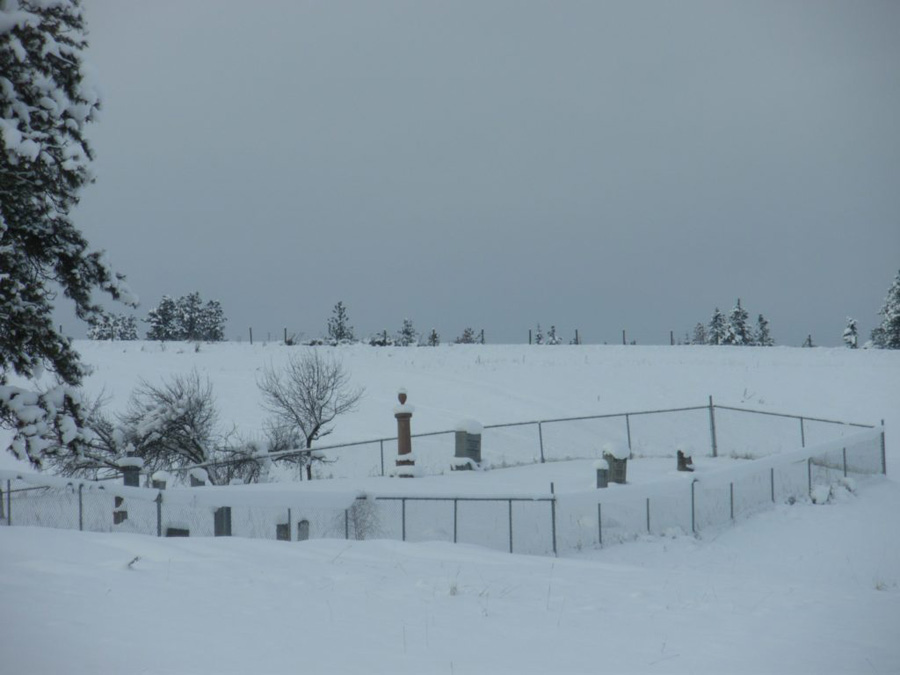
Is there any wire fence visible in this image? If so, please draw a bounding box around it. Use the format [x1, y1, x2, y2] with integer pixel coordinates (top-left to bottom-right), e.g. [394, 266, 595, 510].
[0, 426, 886, 557]
[171, 398, 875, 480]
[556, 428, 885, 551]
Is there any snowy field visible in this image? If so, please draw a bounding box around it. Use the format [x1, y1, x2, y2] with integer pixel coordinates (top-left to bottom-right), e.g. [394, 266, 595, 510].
[1, 342, 899, 673]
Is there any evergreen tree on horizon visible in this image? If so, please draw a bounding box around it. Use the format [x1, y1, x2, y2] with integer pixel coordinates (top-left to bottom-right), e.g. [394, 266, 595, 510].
[455, 327, 477, 344]
[724, 299, 751, 345]
[843, 317, 858, 349]
[872, 269, 900, 349]
[691, 322, 708, 345]
[708, 308, 727, 345]
[396, 318, 418, 347]
[755, 314, 774, 347]
[327, 301, 354, 343]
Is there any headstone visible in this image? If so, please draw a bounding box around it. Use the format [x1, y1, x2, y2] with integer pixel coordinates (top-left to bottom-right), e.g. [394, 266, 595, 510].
[603, 452, 628, 484]
[395, 390, 414, 477]
[113, 495, 128, 524]
[677, 450, 695, 472]
[122, 467, 140, 488]
[297, 519, 310, 541]
[276, 523, 290, 541]
[214, 507, 232, 536]
[165, 527, 189, 537]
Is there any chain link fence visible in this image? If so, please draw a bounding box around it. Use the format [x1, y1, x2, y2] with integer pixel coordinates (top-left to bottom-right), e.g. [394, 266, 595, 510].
[0, 409, 886, 557]
[555, 428, 885, 550]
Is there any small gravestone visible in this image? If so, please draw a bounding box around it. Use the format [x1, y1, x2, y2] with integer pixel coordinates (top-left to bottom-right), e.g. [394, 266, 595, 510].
[297, 519, 310, 541]
[602, 443, 629, 484]
[113, 496, 128, 525]
[117, 456, 144, 487]
[595, 459, 609, 488]
[189, 468, 208, 487]
[276, 523, 290, 541]
[151, 471, 172, 490]
[214, 507, 232, 536]
[453, 419, 483, 470]
[677, 450, 694, 472]
[165, 527, 189, 537]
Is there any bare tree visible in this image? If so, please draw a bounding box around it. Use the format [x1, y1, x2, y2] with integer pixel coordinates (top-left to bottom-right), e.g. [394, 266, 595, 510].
[258, 351, 364, 479]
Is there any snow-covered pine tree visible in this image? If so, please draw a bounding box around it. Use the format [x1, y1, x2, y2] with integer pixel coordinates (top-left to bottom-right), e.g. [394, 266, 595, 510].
[755, 314, 774, 346]
[396, 318, 417, 347]
[546, 325, 562, 345]
[146, 296, 181, 340]
[116, 315, 139, 340]
[455, 327, 476, 344]
[177, 292, 204, 341]
[534, 323, 544, 345]
[691, 323, 708, 345]
[87, 313, 138, 340]
[707, 308, 727, 345]
[87, 314, 115, 340]
[724, 299, 751, 345]
[199, 300, 226, 341]
[327, 301, 354, 343]
[427, 329, 440, 347]
[368, 330, 393, 347]
[872, 270, 900, 349]
[842, 318, 858, 349]
[1, 0, 136, 467]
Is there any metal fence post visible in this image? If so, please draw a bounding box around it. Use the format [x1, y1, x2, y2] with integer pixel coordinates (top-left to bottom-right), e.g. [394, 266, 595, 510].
[807, 458, 812, 497]
[453, 498, 458, 543]
[550, 483, 557, 557]
[729, 482, 734, 520]
[770, 467, 775, 502]
[6, 480, 10, 526]
[691, 481, 696, 534]
[646, 497, 651, 534]
[881, 421, 887, 475]
[155, 492, 162, 537]
[799, 417, 806, 448]
[708, 396, 718, 457]
[345, 509, 349, 539]
[625, 414, 632, 454]
[401, 498, 406, 542]
[538, 422, 546, 463]
[78, 484, 83, 531]
[597, 503, 602, 546]
[379, 440, 385, 477]
[508, 499, 513, 554]
[842, 448, 847, 477]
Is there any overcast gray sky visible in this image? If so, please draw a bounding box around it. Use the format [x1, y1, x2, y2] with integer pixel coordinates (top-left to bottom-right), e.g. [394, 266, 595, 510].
[65, 0, 900, 346]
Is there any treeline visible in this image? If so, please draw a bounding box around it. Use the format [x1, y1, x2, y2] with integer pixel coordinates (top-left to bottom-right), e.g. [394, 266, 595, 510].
[88, 292, 226, 342]
[89, 268, 900, 349]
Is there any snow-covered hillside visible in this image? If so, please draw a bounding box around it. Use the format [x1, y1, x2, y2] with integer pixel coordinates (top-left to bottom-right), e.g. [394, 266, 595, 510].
[10, 340, 898, 456]
[1, 342, 898, 673]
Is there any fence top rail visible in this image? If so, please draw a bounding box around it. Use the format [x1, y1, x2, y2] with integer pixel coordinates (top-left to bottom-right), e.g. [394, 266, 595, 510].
[367, 495, 555, 503]
[482, 405, 712, 430]
[712, 404, 875, 428]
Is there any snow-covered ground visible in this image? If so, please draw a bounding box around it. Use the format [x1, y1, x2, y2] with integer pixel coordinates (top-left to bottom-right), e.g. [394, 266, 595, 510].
[1, 342, 899, 673]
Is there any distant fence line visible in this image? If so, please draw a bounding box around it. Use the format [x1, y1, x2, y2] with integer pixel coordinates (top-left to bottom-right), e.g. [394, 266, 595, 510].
[0, 427, 887, 557]
[154, 398, 877, 481]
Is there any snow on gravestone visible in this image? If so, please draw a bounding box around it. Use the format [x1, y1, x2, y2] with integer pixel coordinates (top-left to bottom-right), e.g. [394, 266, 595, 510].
[602, 443, 629, 484]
